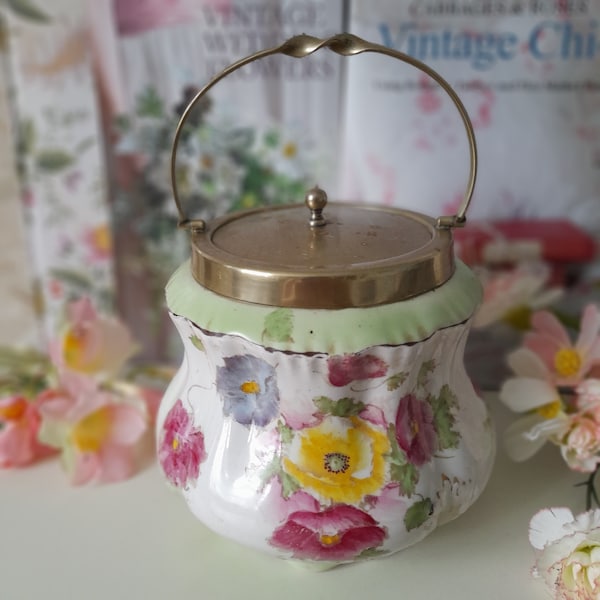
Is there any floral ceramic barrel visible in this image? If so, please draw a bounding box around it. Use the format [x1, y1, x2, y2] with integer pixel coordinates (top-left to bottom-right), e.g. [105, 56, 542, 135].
[158, 32, 494, 568]
[156, 261, 495, 568]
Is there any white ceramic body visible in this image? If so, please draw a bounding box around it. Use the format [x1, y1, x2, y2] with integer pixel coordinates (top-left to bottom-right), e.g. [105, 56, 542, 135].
[157, 261, 495, 568]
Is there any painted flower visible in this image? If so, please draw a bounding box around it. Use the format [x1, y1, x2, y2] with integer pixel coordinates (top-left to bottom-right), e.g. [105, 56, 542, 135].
[524, 305, 600, 385]
[282, 416, 390, 504]
[472, 262, 562, 329]
[83, 223, 113, 262]
[0, 396, 54, 467]
[529, 507, 600, 599]
[395, 393, 437, 466]
[38, 382, 147, 485]
[55, 297, 137, 379]
[500, 347, 569, 461]
[269, 504, 387, 562]
[327, 353, 388, 387]
[159, 399, 206, 488]
[216, 355, 279, 427]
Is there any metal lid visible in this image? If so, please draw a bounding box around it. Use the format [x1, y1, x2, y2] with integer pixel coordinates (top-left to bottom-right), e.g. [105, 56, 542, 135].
[189, 187, 454, 308]
[170, 33, 480, 309]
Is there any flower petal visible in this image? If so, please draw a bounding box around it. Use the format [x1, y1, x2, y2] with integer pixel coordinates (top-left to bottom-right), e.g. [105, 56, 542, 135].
[531, 310, 571, 348]
[506, 347, 550, 379]
[529, 507, 575, 550]
[576, 304, 600, 354]
[504, 414, 556, 461]
[97, 445, 135, 483]
[106, 405, 147, 445]
[500, 377, 557, 412]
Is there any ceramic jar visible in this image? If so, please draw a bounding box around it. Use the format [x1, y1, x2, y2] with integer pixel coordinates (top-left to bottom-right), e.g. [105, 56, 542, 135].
[156, 33, 495, 569]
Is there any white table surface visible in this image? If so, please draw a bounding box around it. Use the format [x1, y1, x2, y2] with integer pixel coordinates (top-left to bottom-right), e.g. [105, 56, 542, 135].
[1, 394, 585, 600]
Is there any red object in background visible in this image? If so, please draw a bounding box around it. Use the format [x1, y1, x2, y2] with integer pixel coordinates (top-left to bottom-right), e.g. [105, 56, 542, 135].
[454, 219, 598, 285]
[455, 219, 597, 263]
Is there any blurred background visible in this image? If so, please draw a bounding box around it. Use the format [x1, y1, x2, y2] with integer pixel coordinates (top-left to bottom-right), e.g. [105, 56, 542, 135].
[1, 0, 599, 380]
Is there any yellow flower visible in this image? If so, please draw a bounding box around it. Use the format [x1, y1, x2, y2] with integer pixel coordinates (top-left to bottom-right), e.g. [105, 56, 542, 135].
[282, 416, 390, 504]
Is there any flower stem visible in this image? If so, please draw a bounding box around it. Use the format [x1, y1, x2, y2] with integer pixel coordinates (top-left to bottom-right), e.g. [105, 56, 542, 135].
[577, 466, 600, 511]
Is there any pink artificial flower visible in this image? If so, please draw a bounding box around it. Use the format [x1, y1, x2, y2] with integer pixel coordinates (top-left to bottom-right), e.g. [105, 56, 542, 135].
[158, 399, 207, 488]
[269, 504, 387, 562]
[524, 305, 600, 385]
[38, 382, 147, 485]
[327, 353, 388, 387]
[0, 396, 55, 468]
[395, 393, 437, 466]
[560, 413, 600, 473]
[54, 297, 137, 380]
[530, 507, 600, 599]
[472, 262, 562, 329]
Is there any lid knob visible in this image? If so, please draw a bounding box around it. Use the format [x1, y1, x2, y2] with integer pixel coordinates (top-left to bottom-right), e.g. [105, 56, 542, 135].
[305, 186, 328, 228]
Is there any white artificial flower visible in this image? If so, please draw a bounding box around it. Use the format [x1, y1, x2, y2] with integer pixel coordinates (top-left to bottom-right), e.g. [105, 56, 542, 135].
[500, 348, 569, 461]
[529, 507, 600, 599]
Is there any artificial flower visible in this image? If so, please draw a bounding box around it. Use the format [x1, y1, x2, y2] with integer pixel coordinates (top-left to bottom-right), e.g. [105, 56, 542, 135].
[524, 305, 600, 385]
[395, 393, 437, 466]
[282, 415, 390, 504]
[472, 262, 562, 329]
[559, 413, 600, 473]
[158, 398, 207, 488]
[216, 354, 279, 427]
[83, 223, 113, 262]
[500, 347, 569, 462]
[38, 381, 147, 485]
[327, 353, 388, 387]
[56, 297, 137, 379]
[269, 504, 387, 562]
[529, 507, 600, 599]
[0, 395, 54, 467]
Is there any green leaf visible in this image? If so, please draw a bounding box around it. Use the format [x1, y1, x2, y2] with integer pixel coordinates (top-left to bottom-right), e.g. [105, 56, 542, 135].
[417, 359, 436, 388]
[429, 384, 460, 451]
[357, 547, 388, 559]
[277, 421, 294, 445]
[5, 0, 50, 22]
[136, 87, 164, 118]
[19, 119, 35, 155]
[189, 336, 205, 352]
[404, 498, 434, 531]
[386, 371, 408, 391]
[50, 268, 92, 291]
[390, 461, 419, 497]
[263, 129, 279, 148]
[36, 149, 74, 172]
[262, 308, 294, 343]
[280, 470, 300, 499]
[313, 396, 366, 418]
[386, 424, 418, 496]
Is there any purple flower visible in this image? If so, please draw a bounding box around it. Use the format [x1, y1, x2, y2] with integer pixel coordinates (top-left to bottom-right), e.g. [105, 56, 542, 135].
[216, 354, 279, 427]
[395, 394, 437, 466]
[159, 399, 206, 488]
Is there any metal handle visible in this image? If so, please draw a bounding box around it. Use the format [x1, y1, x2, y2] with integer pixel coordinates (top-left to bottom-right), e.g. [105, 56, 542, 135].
[171, 32, 478, 232]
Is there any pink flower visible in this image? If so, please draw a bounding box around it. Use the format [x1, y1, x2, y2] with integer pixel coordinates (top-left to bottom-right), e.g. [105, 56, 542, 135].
[395, 394, 437, 466]
[560, 413, 600, 473]
[327, 353, 388, 387]
[158, 399, 207, 488]
[38, 383, 147, 485]
[269, 504, 387, 562]
[55, 298, 137, 379]
[0, 396, 55, 468]
[530, 507, 600, 599]
[83, 223, 113, 263]
[524, 305, 600, 385]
